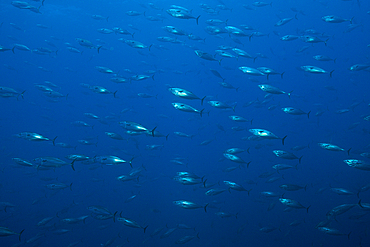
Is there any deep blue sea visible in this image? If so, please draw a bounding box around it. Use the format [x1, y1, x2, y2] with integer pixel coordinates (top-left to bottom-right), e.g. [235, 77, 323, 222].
[1, 0, 370, 246]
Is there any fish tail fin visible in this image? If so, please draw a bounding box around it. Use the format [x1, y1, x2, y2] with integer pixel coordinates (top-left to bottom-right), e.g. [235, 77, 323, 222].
[52, 136, 57, 146]
[71, 160, 76, 171]
[19, 90, 26, 99]
[247, 189, 252, 196]
[204, 203, 209, 213]
[97, 46, 102, 53]
[201, 96, 206, 105]
[247, 147, 250, 154]
[129, 157, 134, 168]
[200, 109, 204, 117]
[151, 126, 157, 137]
[298, 156, 303, 164]
[69, 183, 73, 191]
[247, 161, 251, 168]
[324, 38, 329, 46]
[307, 111, 311, 119]
[113, 211, 118, 222]
[329, 70, 334, 77]
[113, 91, 117, 98]
[282, 135, 287, 145]
[12, 46, 15, 54]
[148, 44, 153, 51]
[19, 229, 25, 241]
[347, 148, 351, 156]
[202, 179, 207, 188]
[281, 72, 285, 79]
[196, 15, 201, 25]
[287, 90, 293, 99]
[143, 225, 148, 233]
[306, 205, 311, 213]
[350, 17, 354, 24]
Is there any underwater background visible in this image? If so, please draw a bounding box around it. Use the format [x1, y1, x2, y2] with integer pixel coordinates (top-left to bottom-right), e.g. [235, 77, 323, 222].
[1, 0, 370, 246]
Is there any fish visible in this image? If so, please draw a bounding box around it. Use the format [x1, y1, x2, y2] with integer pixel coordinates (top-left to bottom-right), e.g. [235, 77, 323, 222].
[175, 234, 200, 244]
[313, 55, 336, 63]
[224, 181, 251, 194]
[173, 200, 208, 212]
[281, 107, 311, 118]
[117, 217, 148, 233]
[120, 39, 152, 50]
[239, 66, 265, 76]
[300, 65, 334, 77]
[273, 150, 302, 163]
[344, 159, 370, 171]
[91, 14, 109, 21]
[275, 15, 297, 27]
[195, 50, 221, 64]
[322, 15, 354, 24]
[169, 88, 205, 104]
[208, 101, 236, 111]
[0, 227, 24, 241]
[258, 84, 292, 97]
[166, 8, 200, 24]
[249, 129, 287, 145]
[318, 143, 350, 155]
[172, 103, 204, 116]
[279, 198, 310, 212]
[280, 35, 299, 41]
[317, 227, 351, 238]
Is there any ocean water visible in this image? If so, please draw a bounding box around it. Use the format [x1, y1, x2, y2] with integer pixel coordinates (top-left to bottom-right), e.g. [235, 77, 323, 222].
[1, 0, 370, 246]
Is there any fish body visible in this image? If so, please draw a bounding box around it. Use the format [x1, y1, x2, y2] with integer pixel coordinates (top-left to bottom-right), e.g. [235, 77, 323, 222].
[258, 84, 291, 97]
[208, 101, 235, 111]
[172, 103, 204, 116]
[273, 150, 301, 162]
[301, 65, 333, 77]
[166, 9, 200, 24]
[249, 129, 286, 144]
[282, 107, 310, 118]
[205, 189, 226, 196]
[344, 159, 370, 171]
[318, 143, 347, 153]
[279, 198, 308, 211]
[280, 184, 306, 191]
[322, 15, 353, 23]
[223, 153, 247, 164]
[15, 132, 53, 142]
[224, 181, 249, 192]
[281, 35, 299, 41]
[173, 200, 207, 211]
[169, 88, 202, 101]
[117, 217, 148, 232]
[195, 50, 220, 62]
[239, 66, 265, 76]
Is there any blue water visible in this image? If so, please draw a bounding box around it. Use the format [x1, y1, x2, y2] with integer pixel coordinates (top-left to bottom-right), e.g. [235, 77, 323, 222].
[1, 0, 370, 246]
